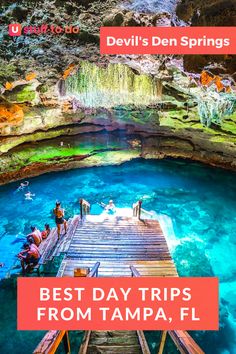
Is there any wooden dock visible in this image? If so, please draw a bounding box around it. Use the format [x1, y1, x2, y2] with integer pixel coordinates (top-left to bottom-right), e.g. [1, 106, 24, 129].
[57, 216, 178, 278]
[34, 200, 205, 354]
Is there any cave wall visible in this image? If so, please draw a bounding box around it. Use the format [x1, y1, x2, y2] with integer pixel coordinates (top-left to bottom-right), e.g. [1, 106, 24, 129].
[0, 0, 235, 184]
[176, 0, 236, 74]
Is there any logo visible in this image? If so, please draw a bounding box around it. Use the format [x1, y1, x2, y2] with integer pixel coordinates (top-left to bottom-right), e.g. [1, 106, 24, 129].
[9, 23, 22, 36]
[8, 23, 80, 36]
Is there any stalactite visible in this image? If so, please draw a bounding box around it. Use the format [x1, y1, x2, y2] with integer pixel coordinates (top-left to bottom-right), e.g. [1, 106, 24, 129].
[197, 90, 235, 127]
[65, 61, 162, 108]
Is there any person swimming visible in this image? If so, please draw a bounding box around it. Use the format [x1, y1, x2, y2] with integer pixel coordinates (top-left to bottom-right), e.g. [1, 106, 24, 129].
[104, 200, 116, 215]
[16, 181, 29, 192]
[53, 201, 67, 239]
[25, 191, 35, 200]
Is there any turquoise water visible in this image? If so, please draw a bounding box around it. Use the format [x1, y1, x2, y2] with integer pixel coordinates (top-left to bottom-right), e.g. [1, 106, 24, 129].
[0, 159, 236, 353]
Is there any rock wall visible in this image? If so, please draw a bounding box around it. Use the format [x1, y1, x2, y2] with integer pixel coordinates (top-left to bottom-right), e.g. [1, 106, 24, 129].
[176, 0, 236, 73]
[0, 0, 235, 185]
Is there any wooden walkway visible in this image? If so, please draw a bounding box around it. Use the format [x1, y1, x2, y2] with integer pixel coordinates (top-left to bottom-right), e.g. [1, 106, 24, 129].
[34, 207, 204, 354]
[57, 216, 178, 278]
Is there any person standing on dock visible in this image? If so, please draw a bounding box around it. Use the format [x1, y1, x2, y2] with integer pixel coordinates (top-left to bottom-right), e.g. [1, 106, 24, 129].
[53, 201, 67, 240]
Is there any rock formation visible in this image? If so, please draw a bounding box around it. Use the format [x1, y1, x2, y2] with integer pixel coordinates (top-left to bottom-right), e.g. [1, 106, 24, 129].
[0, 0, 235, 185]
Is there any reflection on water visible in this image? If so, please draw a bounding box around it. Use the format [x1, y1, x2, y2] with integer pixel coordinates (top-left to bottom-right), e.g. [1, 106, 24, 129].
[0, 159, 236, 353]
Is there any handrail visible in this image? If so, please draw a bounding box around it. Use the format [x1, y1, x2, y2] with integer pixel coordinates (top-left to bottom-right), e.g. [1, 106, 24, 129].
[133, 200, 142, 220]
[168, 330, 204, 354]
[80, 199, 90, 219]
[87, 261, 100, 278]
[141, 208, 155, 217]
[129, 266, 205, 354]
[78, 262, 100, 354]
[130, 265, 141, 277]
[33, 330, 70, 354]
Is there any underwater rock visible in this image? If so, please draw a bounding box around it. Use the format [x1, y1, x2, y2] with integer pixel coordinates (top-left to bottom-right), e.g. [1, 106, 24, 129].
[173, 241, 214, 277]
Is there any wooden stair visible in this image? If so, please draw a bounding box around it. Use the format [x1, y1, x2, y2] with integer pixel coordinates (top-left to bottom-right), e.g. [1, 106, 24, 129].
[80, 331, 144, 354]
[35, 207, 204, 354]
[47, 216, 80, 261]
[36, 216, 79, 265]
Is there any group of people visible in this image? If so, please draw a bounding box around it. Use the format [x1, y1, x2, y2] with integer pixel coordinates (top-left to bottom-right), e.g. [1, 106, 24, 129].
[17, 224, 50, 275]
[16, 199, 116, 275]
[17, 201, 68, 275]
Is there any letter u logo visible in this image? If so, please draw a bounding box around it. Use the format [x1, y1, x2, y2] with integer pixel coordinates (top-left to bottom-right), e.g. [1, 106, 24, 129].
[9, 24, 22, 36]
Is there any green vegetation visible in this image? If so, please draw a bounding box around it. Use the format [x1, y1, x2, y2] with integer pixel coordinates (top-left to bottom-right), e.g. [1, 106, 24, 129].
[0, 134, 139, 174]
[65, 61, 162, 108]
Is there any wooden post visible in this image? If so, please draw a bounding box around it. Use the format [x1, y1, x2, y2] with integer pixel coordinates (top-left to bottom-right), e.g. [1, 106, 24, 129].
[138, 200, 142, 220]
[79, 199, 83, 219]
[63, 331, 71, 353]
[158, 331, 167, 354]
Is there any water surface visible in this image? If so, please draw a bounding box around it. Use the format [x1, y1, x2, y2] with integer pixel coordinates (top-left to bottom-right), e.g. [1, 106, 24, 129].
[0, 159, 236, 353]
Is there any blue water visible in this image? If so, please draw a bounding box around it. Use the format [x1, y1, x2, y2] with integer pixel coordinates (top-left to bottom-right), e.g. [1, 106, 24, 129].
[0, 158, 236, 353]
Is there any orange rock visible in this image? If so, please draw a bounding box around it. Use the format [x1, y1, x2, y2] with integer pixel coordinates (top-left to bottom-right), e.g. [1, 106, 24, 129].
[214, 76, 224, 92]
[5, 82, 14, 90]
[25, 72, 37, 81]
[62, 101, 73, 112]
[0, 104, 24, 126]
[62, 63, 76, 80]
[200, 71, 214, 86]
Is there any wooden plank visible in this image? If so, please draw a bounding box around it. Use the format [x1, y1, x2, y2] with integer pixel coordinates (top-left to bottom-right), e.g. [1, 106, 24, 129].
[79, 331, 91, 354]
[157, 331, 167, 354]
[137, 330, 151, 354]
[86, 345, 142, 353]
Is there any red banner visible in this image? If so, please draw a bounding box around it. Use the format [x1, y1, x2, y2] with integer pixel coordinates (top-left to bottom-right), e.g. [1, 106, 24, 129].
[100, 27, 236, 55]
[18, 277, 218, 330]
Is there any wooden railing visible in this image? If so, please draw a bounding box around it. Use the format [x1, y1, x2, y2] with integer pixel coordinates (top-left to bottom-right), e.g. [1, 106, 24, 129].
[80, 199, 90, 219]
[133, 200, 142, 220]
[141, 208, 155, 218]
[130, 266, 205, 354]
[87, 261, 100, 277]
[33, 330, 70, 354]
[34, 262, 100, 354]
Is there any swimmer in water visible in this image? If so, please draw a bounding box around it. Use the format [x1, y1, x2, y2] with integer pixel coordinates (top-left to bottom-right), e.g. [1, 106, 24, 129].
[16, 181, 29, 192]
[25, 191, 35, 200]
[105, 200, 116, 215]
